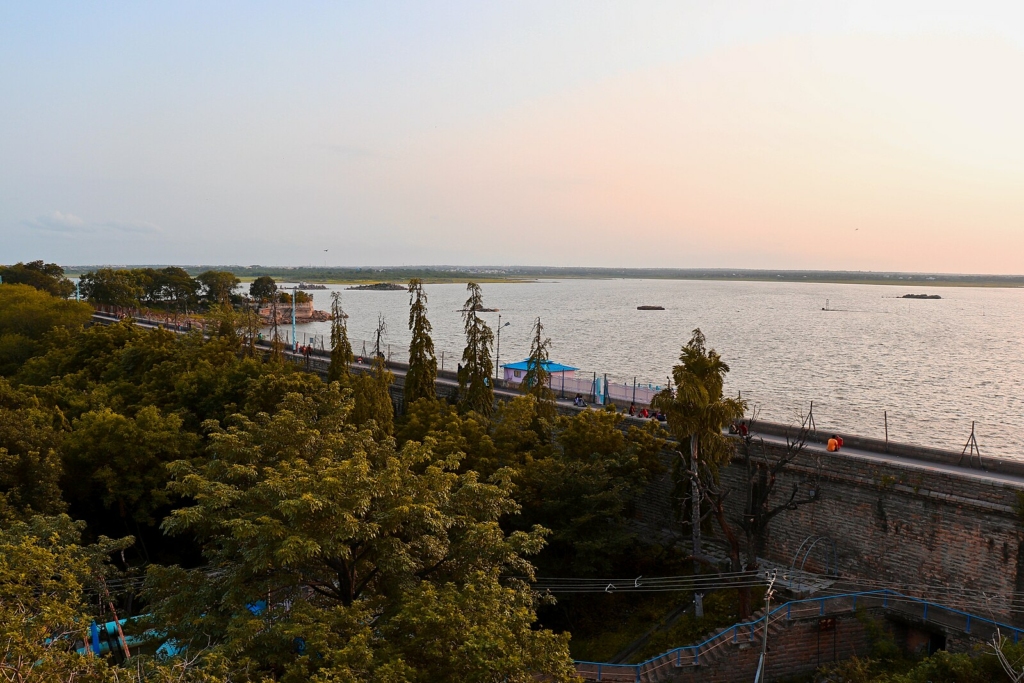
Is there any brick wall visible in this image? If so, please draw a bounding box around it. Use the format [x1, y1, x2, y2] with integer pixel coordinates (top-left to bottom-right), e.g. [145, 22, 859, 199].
[660, 613, 875, 682]
[630, 436, 1024, 623]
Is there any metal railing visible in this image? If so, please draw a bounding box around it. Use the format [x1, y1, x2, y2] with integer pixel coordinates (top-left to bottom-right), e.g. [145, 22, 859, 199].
[574, 588, 1024, 682]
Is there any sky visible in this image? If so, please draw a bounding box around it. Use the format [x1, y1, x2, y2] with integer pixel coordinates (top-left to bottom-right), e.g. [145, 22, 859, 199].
[2, 1, 1024, 272]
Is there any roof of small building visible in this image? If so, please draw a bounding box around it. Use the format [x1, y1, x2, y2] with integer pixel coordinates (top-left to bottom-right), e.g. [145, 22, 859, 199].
[502, 359, 578, 372]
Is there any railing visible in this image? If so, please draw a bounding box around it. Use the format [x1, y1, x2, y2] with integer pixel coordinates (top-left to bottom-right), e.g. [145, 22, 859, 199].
[574, 589, 1024, 682]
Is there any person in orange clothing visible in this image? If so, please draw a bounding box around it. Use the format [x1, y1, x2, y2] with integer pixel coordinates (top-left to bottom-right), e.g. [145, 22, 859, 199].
[827, 435, 840, 452]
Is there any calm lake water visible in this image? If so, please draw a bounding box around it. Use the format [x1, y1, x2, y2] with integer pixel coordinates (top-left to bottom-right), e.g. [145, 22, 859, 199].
[281, 279, 1024, 460]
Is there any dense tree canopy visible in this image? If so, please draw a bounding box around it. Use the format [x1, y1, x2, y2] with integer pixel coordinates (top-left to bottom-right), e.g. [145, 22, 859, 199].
[0, 284, 92, 376]
[196, 270, 241, 304]
[0, 260, 75, 298]
[249, 275, 277, 303]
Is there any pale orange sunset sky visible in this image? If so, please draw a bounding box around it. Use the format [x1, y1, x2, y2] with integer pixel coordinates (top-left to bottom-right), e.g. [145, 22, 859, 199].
[2, 1, 1023, 272]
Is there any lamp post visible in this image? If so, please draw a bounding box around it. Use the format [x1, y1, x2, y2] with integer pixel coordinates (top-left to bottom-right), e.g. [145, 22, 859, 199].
[495, 315, 510, 383]
[292, 286, 298, 352]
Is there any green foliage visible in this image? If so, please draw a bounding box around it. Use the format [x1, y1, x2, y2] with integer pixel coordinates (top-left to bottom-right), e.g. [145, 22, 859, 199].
[0, 284, 92, 375]
[328, 292, 354, 386]
[62, 406, 198, 524]
[459, 282, 495, 416]
[351, 357, 396, 435]
[0, 260, 75, 298]
[249, 275, 277, 302]
[655, 328, 745, 472]
[405, 279, 437, 404]
[0, 515, 131, 683]
[513, 408, 667, 576]
[196, 270, 241, 304]
[146, 385, 572, 681]
[398, 395, 668, 578]
[79, 268, 145, 309]
[0, 378, 66, 521]
[522, 317, 555, 421]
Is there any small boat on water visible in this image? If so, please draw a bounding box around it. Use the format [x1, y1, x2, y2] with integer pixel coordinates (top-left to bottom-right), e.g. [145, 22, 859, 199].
[637, 305, 664, 311]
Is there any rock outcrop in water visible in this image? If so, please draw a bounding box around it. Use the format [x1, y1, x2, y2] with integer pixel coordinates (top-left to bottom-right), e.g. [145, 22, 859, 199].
[902, 294, 942, 300]
[346, 282, 405, 291]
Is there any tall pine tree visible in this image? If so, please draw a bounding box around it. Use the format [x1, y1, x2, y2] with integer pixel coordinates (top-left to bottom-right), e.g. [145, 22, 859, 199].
[327, 292, 353, 386]
[459, 282, 495, 416]
[352, 315, 394, 434]
[522, 317, 555, 420]
[405, 279, 437, 404]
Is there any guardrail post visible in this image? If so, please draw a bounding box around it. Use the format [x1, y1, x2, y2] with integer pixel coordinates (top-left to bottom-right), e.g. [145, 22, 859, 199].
[733, 626, 738, 643]
[634, 665, 640, 683]
[965, 615, 971, 634]
[883, 592, 889, 608]
[597, 664, 601, 681]
[787, 603, 791, 620]
[750, 624, 755, 641]
[676, 648, 680, 667]
[693, 646, 699, 666]
[923, 603, 928, 620]
[853, 595, 857, 610]
[820, 598, 825, 616]
[1015, 630, 1019, 645]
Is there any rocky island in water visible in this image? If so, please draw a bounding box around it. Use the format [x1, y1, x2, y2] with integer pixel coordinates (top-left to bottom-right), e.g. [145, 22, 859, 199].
[346, 282, 406, 291]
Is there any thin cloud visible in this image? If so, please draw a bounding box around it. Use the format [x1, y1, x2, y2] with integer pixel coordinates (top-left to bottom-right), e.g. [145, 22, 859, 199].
[23, 211, 162, 235]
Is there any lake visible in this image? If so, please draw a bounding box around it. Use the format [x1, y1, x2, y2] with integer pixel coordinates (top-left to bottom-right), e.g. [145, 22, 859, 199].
[278, 279, 1024, 460]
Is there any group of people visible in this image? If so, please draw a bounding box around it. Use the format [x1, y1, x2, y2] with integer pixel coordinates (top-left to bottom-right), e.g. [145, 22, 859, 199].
[827, 434, 845, 452]
[627, 403, 667, 421]
[728, 421, 749, 436]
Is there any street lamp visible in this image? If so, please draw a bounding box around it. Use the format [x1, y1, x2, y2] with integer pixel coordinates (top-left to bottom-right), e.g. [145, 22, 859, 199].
[495, 314, 511, 383]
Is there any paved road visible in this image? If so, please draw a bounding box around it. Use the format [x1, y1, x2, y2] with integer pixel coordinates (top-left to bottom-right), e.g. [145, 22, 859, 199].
[741, 427, 1024, 487]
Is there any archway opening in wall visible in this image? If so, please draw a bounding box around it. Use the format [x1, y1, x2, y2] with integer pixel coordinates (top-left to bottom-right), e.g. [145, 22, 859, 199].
[929, 631, 947, 655]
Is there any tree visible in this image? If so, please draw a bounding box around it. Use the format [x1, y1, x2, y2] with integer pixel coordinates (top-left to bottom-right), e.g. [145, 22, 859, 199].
[196, 270, 240, 305]
[146, 386, 573, 682]
[654, 328, 744, 616]
[62, 406, 198, 526]
[512, 408, 667, 576]
[0, 515, 131, 683]
[0, 284, 92, 376]
[522, 317, 555, 421]
[0, 379, 66, 521]
[327, 292, 353, 386]
[153, 267, 200, 317]
[0, 260, 74, 298]
[248, 275, 277, 303]
[459, 283, 494, 416]
[79, 268, 144, 310]
[405, 279, 437, 404]
[352, 315, 395, 435]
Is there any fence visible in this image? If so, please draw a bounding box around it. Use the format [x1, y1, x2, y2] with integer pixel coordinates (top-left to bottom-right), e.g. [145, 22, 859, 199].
[574, 588, 1024, 682]
[280, 330, 669, 407]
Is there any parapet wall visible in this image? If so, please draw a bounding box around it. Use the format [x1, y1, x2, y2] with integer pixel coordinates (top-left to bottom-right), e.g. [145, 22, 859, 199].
[630, 432, 1024, 624]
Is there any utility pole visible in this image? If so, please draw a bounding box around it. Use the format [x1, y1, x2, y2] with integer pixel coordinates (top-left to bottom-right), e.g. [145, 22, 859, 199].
[495, 314, 510, 383]
[291, 286, 298, 352]
[753, 569, 778, 683]
[690, 435, 703, 618]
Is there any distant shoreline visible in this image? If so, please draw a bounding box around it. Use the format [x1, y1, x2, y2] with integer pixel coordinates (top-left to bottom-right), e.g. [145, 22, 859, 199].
[60, 266, 1024, 289]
